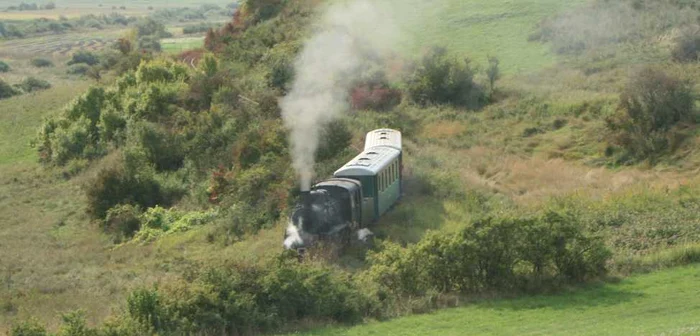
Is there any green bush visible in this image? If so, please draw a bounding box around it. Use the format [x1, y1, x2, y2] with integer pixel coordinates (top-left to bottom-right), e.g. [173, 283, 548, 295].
[18, 77, 51, 92]
[66, 63, 91, 75]
[67, 50, 100, 66]
[128, 122, 185, 171]
[362, 211, 611, 296]
[405, 46, 485, 108]
[135, 59, 189, 83]
[137, 36, 162, 53]
[10, 319, 47, 336]
[126, 260, 366, 334]
[244, 0, 286, 24]
[85, 160, 166, 219]
[0, 79, 20, 99]
[30, 58, 53, 68]
[606, 67, 696, 161]
[56, 310, 99, 336]
[672, 27, 700, 62]
[104, 204, 142, 240]
[0, 60, 10, 72]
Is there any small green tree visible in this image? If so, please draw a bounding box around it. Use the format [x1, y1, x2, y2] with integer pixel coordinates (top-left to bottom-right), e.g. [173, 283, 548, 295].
[406, 46, 484, 108]
[0, 60, 10, 72]
[486, 56, 500, 95]
[10, 319, 47, 336]
[607, 67, 696, 161]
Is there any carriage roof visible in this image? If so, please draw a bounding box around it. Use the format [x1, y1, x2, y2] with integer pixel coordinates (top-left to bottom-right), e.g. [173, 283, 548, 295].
[364, 129, 402, 152]
[334, 146, 400, 177]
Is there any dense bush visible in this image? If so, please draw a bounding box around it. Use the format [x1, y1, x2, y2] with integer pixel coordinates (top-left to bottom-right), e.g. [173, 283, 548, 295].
[66, 63, 91, 75]
[85, 157, 168, 219]
[104, 204, 142, 240]
[134, 17, 172, 39]
[361, 211, 610, 297]
[30, 58, 53, 68]
[606, 68, 696, 161]
[672, 27, 700, 62]
[0, 79, 20, 99]
[405, 47, 484, 108]
[67, 50, 100, 66]
[125, 260, 367, 335]
[243, 0, 287, 24]
[17, 77, 51, 93]
[9, 318, 47, 336]
[0, 60, 10, 72]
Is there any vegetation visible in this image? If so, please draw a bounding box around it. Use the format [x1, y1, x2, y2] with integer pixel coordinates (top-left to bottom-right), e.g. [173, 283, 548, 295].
[406, 46, 484, 108]
[0, 60, 9, 72]
[2, 0, 700, 333]
[302, 265, 700, 336]
[606, 67, 697, 163]
[30, 58, 53, 68]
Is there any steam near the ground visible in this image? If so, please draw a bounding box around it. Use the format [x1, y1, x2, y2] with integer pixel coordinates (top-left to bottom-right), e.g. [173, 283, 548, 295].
[281, 0, 402, 191]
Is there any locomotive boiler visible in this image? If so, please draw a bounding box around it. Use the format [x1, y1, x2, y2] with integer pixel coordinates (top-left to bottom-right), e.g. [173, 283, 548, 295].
[284, 129, 402, 250]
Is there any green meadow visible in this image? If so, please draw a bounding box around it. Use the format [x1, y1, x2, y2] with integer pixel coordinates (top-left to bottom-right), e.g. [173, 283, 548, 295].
[296, 265, 700, 336]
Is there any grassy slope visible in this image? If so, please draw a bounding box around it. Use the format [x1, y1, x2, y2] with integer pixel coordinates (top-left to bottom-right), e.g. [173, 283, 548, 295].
[388, 0, 584, 73]
[295, 265, 700, 336]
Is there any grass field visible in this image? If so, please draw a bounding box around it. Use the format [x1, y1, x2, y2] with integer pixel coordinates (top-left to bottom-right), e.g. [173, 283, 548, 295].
[294, 265, 700, 336]
[387, 0, 585, 73]
[161, 36, 204, 54]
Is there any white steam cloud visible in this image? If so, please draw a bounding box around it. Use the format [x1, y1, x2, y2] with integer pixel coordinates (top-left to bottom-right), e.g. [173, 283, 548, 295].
[281, 0, 402, 191]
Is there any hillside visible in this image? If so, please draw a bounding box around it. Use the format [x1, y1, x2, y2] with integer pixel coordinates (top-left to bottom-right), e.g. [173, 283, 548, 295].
[2, 0, 700, 334]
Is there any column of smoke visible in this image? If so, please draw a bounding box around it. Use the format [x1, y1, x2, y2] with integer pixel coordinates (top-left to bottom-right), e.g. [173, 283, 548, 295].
[281, 0, 401, 191]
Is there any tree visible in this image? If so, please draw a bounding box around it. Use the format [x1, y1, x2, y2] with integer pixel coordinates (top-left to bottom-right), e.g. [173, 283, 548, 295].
[406, 46, 485, 108]
[115, 37, 133, 55]
[606, 67, 696, 161]
[486, 56, 500, 95]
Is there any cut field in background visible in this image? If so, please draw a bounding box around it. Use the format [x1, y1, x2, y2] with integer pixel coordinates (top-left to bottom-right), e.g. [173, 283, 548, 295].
[0, 30, 126, 57]
[296, 265, 700, 336]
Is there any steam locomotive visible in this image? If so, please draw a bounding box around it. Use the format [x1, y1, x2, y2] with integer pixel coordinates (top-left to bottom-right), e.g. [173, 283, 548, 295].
[284, 129, 403, 250]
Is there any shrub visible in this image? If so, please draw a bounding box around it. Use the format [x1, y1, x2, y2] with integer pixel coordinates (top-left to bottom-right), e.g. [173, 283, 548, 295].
[67, 50, 100, 66]
[137, 36, 162, 52]
[134, 18, 171, 38]
[0, 60, 10, 72]
[10, 319, 47, 336]
[0, 79, 20, 99]
[606, 67, 696, 161]
[67, 64, 91, 75]
[104, 204, 142, 239]
[85, 159, 166, 219]
[362, 211, 611, 296]
[244, 0, 286, 24]
[17, 77, 51, 92]
[30, 58, 53, 68]
[135, 59, 189, 83]
[405, 46, 485, 108]
[126, 260, 367, 334]
[56, 310, 99, 336]
[316, 120, 352, 162]
[672, 27, 700, 62]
